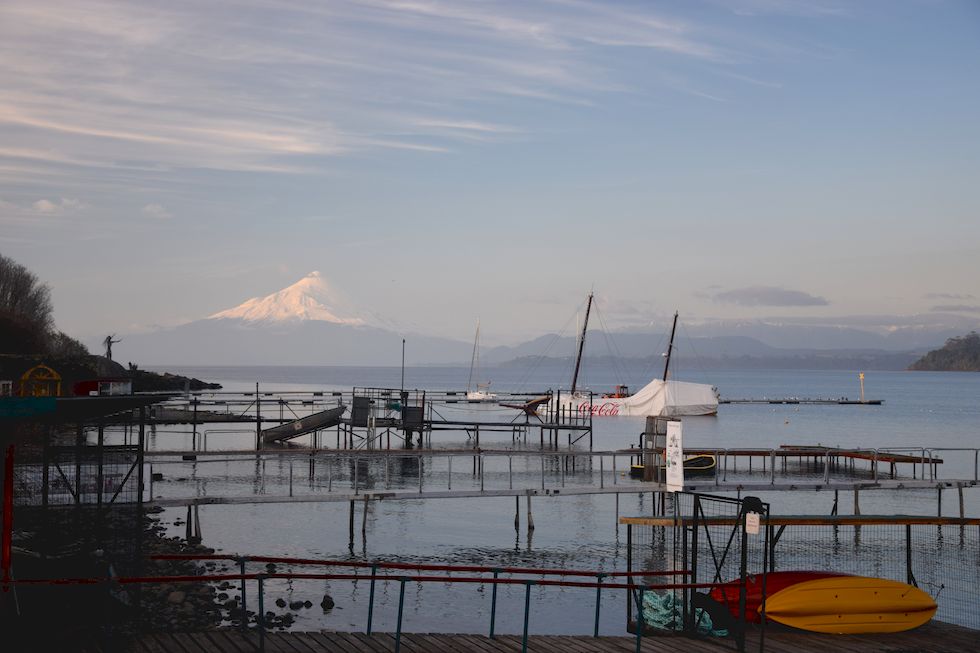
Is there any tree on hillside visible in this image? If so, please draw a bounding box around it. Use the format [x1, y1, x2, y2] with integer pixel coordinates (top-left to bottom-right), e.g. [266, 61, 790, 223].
[0, 252, 88, 357]
[0, 253, 54, 354]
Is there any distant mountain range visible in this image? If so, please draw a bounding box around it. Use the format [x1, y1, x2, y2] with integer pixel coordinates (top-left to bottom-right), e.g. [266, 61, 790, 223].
[117, 272, 972, 370]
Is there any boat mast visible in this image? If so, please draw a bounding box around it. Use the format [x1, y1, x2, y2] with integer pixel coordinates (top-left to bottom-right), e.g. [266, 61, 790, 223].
[467, 320, 480, 393]
[570, 293, 593, 395]
[662, 311, 679, 382]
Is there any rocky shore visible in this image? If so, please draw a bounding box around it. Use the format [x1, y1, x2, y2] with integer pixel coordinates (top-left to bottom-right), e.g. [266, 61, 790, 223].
[10, 503, 338, 650]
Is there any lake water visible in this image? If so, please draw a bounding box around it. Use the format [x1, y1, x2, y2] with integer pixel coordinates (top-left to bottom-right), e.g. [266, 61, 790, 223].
[144, 365, 980, 635]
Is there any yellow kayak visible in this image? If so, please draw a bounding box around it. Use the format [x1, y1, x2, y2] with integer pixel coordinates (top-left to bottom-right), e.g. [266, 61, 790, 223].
[763, 576, 937, 634]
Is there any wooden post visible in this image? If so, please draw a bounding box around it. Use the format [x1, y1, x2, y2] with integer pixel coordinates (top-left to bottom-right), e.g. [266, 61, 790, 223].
[255, 382, 262, 451]
[959, 485, 965, 519]
[75, 423, 83, 505]
[526, 495, 534, 532]
[853, 488, 860, 515]
[362, 496, 368, 544]
[96, 421, 105, 507]
[515, 496, 520, 532]
[348, 499, 355, 550]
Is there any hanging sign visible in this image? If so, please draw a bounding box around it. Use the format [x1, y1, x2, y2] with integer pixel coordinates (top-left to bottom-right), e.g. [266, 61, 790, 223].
[665, 419, 684, 492]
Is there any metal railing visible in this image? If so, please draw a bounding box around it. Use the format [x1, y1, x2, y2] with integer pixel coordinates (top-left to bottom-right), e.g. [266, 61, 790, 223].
[7, 555, 710, 653]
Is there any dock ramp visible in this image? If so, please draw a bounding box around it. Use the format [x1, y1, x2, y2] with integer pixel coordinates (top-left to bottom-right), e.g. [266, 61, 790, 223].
[261, 405, 346, 444]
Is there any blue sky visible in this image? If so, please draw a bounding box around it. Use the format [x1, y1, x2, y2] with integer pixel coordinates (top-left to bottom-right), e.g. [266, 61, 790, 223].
[1, 0, 978, 346]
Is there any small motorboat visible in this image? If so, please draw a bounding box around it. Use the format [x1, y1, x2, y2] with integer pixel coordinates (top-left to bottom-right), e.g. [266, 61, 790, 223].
[629, 454, 717, 479]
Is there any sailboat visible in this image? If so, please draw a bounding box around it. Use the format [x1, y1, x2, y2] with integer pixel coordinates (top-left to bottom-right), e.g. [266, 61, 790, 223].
[466, 320, 497, 402]
[552, 295, 719, 417]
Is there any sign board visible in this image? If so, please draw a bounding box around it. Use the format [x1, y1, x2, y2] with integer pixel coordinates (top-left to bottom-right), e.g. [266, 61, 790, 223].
[665, 419, 684, 492]
[745, 512, 760, 535]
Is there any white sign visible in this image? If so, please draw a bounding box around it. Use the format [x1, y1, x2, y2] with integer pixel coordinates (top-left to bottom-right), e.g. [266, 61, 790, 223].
[745, 512, 760, 535]
[665, 420, 684, 492]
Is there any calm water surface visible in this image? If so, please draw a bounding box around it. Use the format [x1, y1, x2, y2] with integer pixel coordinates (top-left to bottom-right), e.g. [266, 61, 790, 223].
[145, 365, 980, 634]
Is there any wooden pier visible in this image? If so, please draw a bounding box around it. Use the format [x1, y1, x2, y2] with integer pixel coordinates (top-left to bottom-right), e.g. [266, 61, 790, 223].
[117, 621, 978, 653]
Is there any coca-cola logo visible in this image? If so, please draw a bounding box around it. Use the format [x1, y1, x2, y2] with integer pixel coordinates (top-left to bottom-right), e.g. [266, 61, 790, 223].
[576, 401, 620, 416]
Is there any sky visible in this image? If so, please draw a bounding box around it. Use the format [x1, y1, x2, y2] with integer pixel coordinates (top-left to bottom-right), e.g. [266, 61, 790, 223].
[1, 0, 979, 347]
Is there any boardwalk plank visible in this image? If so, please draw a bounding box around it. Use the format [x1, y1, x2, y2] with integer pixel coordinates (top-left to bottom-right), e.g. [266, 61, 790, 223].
[134, 635, 171, 653]
[436, 633, 496, 653]
[348, 632, 396, 653]
[151, 632, 191, 653]
[171, 633, 212, 653]
[201, 630, 248, 653]
[310, 632, 367, 653]
[282, 632, 322, 653]
[136, 623, 980, 653]
[463, 633, 519, 653]
[269, 632, 313, 653]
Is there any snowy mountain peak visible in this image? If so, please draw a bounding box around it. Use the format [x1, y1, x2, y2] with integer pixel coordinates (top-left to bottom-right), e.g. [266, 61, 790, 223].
[209, 272, 366, 325]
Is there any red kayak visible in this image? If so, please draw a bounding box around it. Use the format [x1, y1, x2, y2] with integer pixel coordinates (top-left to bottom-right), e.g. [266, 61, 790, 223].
[709, 571, 849, 622]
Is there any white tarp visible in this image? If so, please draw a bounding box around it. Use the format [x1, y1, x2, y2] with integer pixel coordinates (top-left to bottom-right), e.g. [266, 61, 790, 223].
[552, 379, 719, 417]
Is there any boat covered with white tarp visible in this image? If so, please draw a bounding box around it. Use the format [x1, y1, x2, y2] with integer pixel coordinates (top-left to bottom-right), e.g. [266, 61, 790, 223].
[552, 378, 719, 417]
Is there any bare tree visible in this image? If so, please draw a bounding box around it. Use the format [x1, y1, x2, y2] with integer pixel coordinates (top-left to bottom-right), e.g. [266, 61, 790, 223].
[49, 331, 90, 358]
[0, 252, 54, 354]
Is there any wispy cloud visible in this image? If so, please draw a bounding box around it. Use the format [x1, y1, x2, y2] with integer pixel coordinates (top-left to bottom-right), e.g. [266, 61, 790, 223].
[0, 0, 807, 191]
[141, 204, 172, 219]
[712, 286, 829, 307]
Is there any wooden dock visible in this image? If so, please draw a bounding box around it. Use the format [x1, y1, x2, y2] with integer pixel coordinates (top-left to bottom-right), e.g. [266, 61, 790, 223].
[119, 622, 977, 653]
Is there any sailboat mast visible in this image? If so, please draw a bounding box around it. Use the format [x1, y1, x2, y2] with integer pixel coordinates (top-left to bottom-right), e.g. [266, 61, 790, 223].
[662, 311, 679, 382]
[570, 293, 593, 395]
[467, 320, 480, 393]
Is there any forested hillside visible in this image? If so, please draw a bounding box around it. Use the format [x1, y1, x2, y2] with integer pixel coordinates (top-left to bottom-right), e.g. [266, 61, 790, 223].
[909, 332, 980, 371]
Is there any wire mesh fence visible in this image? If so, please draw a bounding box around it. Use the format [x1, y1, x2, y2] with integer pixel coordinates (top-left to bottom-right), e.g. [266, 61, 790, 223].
[764, 522, 979, 629]
[13, 444, 142, 506]
[627, 492, 770, 651]
[627, 508, 980, 633]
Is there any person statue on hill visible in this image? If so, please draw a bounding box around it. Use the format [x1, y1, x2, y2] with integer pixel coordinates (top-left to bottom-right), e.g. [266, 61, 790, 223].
[103, 334, 121, 360]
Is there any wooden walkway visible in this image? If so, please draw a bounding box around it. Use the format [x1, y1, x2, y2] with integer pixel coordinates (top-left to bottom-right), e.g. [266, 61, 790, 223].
[124, 622, 978, 653]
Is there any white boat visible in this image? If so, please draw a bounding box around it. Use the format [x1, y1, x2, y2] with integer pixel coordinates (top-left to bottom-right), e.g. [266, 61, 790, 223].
[550, 297, 719, 417]
[466, 320, 497, 402]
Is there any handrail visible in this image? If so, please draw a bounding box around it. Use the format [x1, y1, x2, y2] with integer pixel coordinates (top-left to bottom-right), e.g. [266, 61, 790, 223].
[5, 562, 723, 653]
[148, 552, 687, 578]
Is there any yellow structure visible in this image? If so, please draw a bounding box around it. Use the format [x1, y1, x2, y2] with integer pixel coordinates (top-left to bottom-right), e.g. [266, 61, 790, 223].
[20, 364, 62, 397]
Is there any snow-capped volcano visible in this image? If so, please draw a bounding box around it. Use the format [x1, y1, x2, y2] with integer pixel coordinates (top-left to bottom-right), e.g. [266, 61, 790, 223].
[209, 271, 365, 325]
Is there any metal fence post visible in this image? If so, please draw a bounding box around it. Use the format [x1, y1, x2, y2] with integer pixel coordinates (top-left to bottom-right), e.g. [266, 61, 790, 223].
[367, 563, 378, 634]
[239, 557, 247, 632]
[489, 568, 500, 638]
[593, 573, 605, 637]
[257, 575, 266, 652]
[522, 580, 535, 653]
[395, 577, 408, 652]
[634, 586, 644, 653]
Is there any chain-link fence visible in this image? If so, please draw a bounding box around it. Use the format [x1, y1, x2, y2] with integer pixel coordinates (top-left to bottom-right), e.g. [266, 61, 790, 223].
[626, 508, 980, 635]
